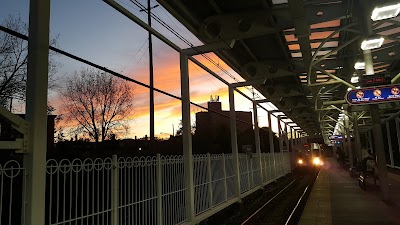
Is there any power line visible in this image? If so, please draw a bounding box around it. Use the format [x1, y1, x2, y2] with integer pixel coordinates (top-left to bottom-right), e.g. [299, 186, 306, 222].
[120, 38, 148, 73]
[129, 0, 264, 100]
[0, 25, 269, 128]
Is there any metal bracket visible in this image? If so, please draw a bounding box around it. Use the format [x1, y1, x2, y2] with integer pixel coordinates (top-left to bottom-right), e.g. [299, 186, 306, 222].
[0, 105, 30, 153]
[182, 39, 236, 56]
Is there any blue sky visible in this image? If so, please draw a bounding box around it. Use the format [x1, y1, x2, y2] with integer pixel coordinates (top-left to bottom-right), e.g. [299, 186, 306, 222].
[1, 0, 283, 139]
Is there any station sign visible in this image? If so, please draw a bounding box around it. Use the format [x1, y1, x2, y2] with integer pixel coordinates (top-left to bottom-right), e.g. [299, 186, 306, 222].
[346, 84, 400, 105]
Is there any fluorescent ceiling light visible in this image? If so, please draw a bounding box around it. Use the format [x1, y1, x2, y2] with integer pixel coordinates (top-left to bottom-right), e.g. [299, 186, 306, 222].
[351, 76, 359, 83]
[361, 37, 385, 50]
[347, 87, 352, 92]
[371, 3, 400, 21]
[273, 112, 285, 116]
[272, 0, 288, 4]
[354, 62, 365, 70]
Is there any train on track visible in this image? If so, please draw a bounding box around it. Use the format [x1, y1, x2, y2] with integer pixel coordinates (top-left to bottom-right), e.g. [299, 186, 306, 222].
[296, 143, 324, 171]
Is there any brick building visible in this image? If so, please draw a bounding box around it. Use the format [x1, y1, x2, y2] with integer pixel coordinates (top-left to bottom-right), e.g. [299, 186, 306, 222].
[195, 101, 253, 153]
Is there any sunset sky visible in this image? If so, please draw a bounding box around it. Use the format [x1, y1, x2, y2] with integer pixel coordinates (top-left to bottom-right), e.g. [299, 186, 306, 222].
[1, 0, 285, 140]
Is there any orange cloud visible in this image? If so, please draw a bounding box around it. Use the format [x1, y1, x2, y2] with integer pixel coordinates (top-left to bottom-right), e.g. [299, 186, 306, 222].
[54, 42, 251, 139]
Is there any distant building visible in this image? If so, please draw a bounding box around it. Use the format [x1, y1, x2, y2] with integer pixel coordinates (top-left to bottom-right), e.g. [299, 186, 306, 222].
[195, 101, 253, 153]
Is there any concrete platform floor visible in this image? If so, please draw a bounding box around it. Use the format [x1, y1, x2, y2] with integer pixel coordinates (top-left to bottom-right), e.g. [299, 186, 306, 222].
[298, 157, 400, 225]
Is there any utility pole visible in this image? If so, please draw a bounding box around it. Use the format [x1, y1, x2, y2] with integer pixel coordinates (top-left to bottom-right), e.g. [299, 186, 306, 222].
[145, 0, 158, 151]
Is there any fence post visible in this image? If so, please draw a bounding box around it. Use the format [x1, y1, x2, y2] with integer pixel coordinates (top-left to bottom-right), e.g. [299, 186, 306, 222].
[156, 154, 163, 225]
[245, 156, 250, 190]
[222, 154, 228, 201]
[207, 153, 213, 209]
[111, 155, 119, 225]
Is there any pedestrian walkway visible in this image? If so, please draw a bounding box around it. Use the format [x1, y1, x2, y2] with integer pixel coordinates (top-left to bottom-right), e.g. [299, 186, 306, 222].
[298, 157, 400, 225]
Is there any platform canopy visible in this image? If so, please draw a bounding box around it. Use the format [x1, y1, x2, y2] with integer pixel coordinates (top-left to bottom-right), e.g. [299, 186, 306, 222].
[157, 0, 400, 141]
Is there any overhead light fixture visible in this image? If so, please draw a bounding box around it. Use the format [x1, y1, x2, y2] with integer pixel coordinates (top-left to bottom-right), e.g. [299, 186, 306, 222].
[347, 87, 352, 92]
[371, 3, 400, 21]
[351, 76, 359, 83]
[356, 86, 361, 89]
[361, 37, 385, 50]
[354, 62, 365, 70]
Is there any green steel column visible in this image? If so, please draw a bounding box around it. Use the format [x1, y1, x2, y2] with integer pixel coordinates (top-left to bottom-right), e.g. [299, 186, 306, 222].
[396, 117, 400, 161]
[267, 112, 277, 178]
[344, 114, 353, 166]
[370, 104, 390, 201]
[228, 86, 241, 201]
[252, 101, 263, 188]
[24, 0, 51, 224]
[180, 54, 195, 221]
[385, 121, 394, 167]
[353, 112, 362, 162]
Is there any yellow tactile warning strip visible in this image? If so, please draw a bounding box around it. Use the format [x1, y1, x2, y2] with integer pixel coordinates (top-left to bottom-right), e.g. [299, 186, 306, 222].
[297, 168, 332, 225]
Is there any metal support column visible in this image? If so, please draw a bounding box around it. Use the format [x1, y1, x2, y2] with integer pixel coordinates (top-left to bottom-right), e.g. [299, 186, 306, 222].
[370, 104, 390, 201]
[226, 79, 265, 199]
[386, 121, 394, 167]
[396, 117, 400, 160]
[364, 49, 374, 76]
[24, 1, 51, 224]
[228, 86, 241, 201]
[252, 101, 263, 189]
[353, 112, 362, 162]
[277, 117, 283, 152]
[293, 131, 296, 146]
[344, 114, 353, 166]
[291, 127, 296, 170]
[284, 122, 288, 151]
[283, 122, 288, 172]
[341, 118, 347, 157]
[179, 53, 195, 221]
[267, 112, 276, 178]
[277, 116, 283, 174]
[368, 130, 373, 153]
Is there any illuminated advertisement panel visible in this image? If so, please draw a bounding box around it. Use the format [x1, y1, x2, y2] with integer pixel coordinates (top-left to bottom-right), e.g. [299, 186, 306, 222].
[346, 85, 400, 105]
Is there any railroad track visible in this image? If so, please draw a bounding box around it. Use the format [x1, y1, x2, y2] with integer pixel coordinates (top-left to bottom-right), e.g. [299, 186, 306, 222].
[240, 170, 318, 225]
[210, 169, 318, 225]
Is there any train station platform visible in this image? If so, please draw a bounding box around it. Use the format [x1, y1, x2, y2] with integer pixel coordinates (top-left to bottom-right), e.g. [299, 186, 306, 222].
[298, 157, 400, 225]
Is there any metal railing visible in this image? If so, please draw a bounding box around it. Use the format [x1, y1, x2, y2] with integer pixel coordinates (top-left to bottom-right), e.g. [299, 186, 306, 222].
[0, 152, 292, 225]
[0, 160, 26, 225]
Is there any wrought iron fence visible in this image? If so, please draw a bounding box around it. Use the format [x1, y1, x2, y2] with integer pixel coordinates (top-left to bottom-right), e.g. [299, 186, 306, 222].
[0, 152, 292, 225]
[0, 160, 26, 225]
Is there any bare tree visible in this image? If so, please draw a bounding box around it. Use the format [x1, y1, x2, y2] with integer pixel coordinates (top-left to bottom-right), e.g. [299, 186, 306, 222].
[0, 15, 59, 110]
[61, 68, 134, 142]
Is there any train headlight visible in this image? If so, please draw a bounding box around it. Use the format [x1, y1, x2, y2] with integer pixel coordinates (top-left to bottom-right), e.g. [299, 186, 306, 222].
[313, 157, 321, 165]
[298, 159, 303, 164]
